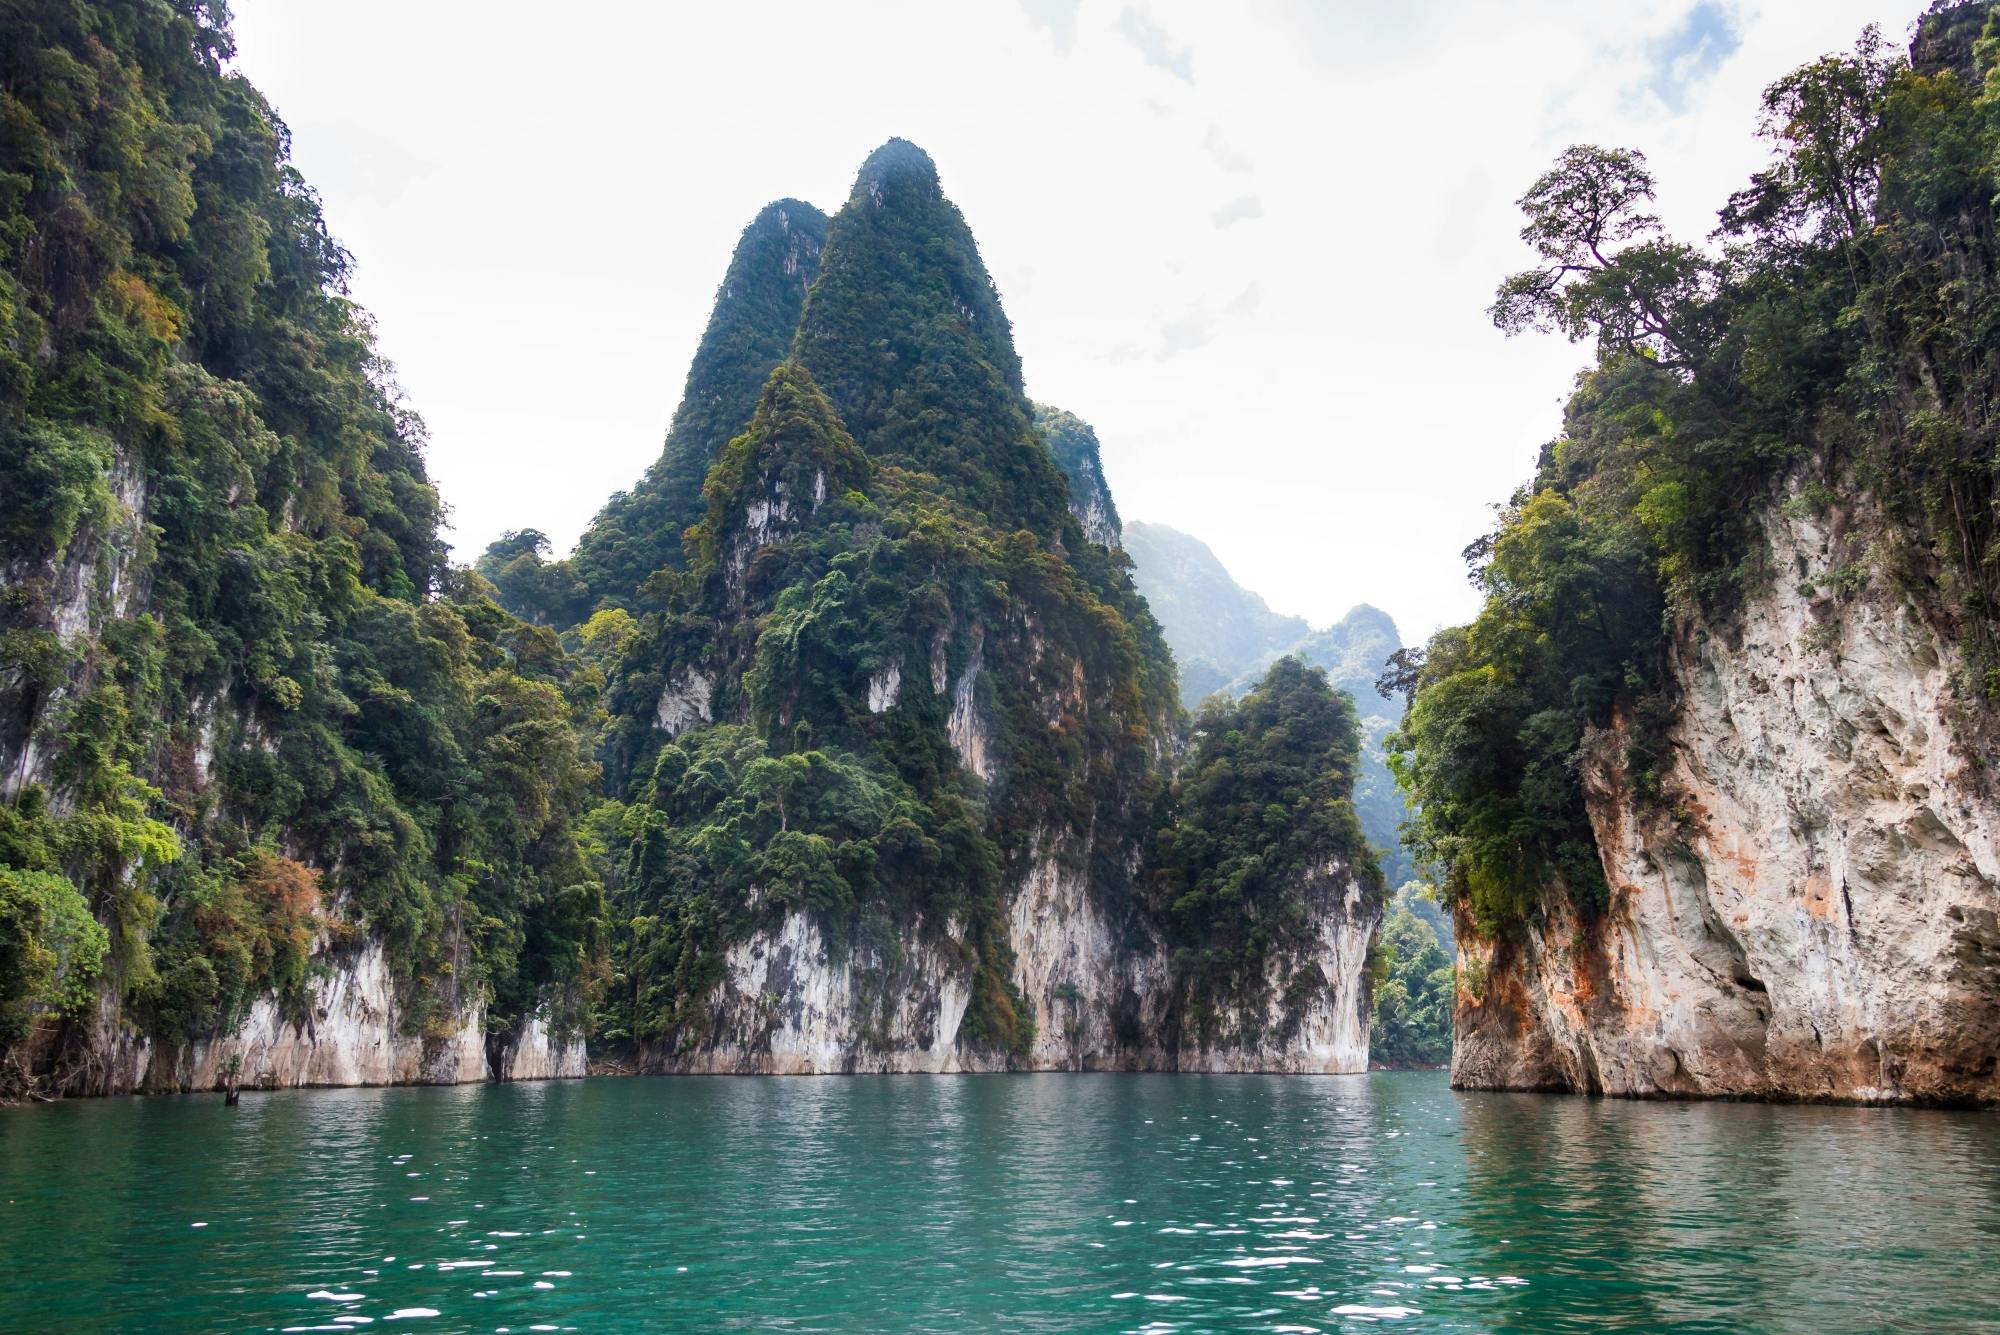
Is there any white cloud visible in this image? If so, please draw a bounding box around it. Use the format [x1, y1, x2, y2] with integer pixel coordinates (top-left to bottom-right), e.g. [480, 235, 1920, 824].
[1211, 193, 1264, 227]
[1203, 124, 1253, 173]
[227, 0, 1929, 644]
[1018, 0, 1082, 52]
[1116, 6, 1196, 82]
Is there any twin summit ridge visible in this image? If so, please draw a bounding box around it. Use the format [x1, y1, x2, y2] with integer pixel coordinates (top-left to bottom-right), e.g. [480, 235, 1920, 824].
[477, 135, 1385, 1075]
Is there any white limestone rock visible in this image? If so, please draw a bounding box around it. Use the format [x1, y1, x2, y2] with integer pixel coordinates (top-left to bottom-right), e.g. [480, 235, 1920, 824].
[656, 670, 715, 736]
[641, 835, 1380, 1075]
[1454, 482, 2000, 1104]
[866, 661, 902, 714]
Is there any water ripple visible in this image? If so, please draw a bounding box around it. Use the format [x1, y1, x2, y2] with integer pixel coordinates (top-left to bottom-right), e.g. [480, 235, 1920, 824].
[3, 1073, 1999, 1331]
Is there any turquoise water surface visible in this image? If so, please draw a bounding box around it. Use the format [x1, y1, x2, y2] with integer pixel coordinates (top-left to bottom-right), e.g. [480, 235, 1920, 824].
[5, 1070, 1998, 1332]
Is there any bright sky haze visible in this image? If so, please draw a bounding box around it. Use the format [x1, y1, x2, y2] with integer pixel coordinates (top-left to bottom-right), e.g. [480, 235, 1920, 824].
[228, 0, 1929, 643]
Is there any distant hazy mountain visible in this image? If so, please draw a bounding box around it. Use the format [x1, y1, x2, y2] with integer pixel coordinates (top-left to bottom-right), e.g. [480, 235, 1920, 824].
[1122, 522, 1311, 703]
[1124, 522, 1413, 884]
[1236, 603, 1402, 715]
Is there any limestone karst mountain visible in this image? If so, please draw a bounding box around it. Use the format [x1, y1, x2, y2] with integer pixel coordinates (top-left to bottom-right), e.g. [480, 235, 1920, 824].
[0, 9, 1386, 1093]
[496, 139, 1386, 1074]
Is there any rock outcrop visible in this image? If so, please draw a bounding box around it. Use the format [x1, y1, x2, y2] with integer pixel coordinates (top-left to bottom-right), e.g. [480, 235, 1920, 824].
[3, 432, 590, 1099]
[84, 944, 467, 1095]
[1454, 480, 2000, 1103]
[1034, 404, 1122, 547]
[1, 9, 610, 1101]
[3, 443, 589, 1097]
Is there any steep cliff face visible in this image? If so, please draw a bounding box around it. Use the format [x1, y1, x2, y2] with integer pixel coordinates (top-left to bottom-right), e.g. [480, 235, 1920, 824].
[642, 837, 1378, 1075]
[641, 839, 1170, 1075]
[1399, 2, 2000, 1105]
[5, 439, 594, 1096]
[74, 939, 583, 1095]
[1174, 868, 1377, 1075]
[1455, 483, 2000, 1103]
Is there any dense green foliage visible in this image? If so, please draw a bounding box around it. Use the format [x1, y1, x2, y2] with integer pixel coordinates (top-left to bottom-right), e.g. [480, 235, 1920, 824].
[477, 201, 828, 626]
[792, 141, 1075, 538]
[1150, 657, 1382, 1042]
[0, 0, 605, 1085]
[1257, 606, 1412, 887]
[0, 862, 108, 1046]
[1368, 883, 1454, 1067]
[1393, 3, 2000, 935]
[605, 722, 967, 1044]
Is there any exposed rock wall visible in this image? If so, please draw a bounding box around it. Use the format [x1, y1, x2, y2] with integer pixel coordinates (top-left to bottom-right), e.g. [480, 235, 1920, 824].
[1454, 483, 2000, 1103]
[1179, 873, 1377, 1075]
[639, 838, 1379, 1075]
[1032, 403, 1122, 547]
[1004, 846, 1170, 1071]
[649, 909, 975, 1074]
[63, 940, 585, 1095]
[491, 1016, 591, 1084]
[2, 456, 150, 801]
[1072, 487, 1120, 549]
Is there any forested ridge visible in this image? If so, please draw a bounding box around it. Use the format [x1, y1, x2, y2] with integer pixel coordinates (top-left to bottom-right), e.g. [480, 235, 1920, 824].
[1150, 657, 1382, 1046]
[1391, 0, 2000, 937]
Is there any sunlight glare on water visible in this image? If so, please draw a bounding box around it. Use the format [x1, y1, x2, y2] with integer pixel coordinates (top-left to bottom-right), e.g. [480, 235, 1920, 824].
[5, 1071, 1999, 1332]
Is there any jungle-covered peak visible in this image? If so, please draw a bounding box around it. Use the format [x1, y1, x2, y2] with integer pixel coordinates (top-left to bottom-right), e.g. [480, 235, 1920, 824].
[793, 140, 1068, 536]
[854, 138, 942, 199]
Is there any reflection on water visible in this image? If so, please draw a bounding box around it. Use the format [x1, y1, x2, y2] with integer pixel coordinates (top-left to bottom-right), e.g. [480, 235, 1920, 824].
[4, 1071, 1997, 1332]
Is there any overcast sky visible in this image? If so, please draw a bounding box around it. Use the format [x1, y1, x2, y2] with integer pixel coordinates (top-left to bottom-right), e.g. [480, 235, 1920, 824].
[228, 0, 1928, 643]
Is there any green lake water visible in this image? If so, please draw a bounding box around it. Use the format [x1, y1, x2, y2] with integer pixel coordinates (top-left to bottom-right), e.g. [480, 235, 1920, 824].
[4, 1070, 1998, 1332]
